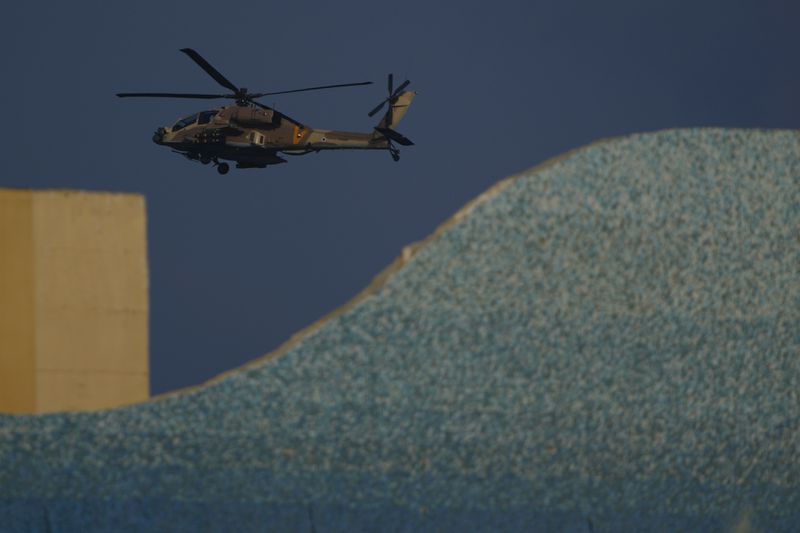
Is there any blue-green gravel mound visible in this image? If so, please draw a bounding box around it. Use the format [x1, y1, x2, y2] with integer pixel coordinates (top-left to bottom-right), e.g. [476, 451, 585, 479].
[1, 129, 798, 532]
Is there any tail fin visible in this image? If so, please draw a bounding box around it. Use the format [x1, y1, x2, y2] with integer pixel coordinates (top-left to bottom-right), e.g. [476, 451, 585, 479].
[377, 91, 416, 130]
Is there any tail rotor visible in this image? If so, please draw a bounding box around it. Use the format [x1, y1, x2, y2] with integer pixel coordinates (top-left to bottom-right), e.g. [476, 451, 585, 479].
[368, 73, 411, 124]
[369, 74, 414, 161]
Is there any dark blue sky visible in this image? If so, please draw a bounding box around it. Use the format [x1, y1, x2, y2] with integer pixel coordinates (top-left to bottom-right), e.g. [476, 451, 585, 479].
[1, 1, 797, 394]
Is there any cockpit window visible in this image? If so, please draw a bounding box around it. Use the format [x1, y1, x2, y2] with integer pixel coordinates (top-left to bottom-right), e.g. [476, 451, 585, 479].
[197, 110, 217, 125]
[172, 114, 198, 131]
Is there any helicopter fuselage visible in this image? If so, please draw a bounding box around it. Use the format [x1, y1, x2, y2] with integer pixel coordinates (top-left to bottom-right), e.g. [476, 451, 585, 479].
[153, 105, 388, 169]
[118, 49, 416, 172]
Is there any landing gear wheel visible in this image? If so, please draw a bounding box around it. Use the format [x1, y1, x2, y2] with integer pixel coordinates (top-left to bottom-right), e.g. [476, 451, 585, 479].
[200, 155, 211, 165]
[217, 162, 230, 175]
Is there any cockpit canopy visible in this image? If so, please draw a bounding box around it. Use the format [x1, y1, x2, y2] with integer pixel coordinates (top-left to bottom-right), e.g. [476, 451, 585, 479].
[172, 110, 217, 131]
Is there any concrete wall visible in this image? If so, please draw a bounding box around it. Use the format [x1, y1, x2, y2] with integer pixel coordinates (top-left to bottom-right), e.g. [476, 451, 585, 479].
[0, 191, 35, 413]
[0, 189, 149, 413]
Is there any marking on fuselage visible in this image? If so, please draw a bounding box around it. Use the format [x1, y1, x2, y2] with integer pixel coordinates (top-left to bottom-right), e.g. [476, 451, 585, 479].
[292, 125, 308, 145]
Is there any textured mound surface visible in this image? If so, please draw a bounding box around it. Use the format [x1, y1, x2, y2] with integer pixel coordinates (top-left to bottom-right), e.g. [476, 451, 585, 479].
[1, 129, 798, 532]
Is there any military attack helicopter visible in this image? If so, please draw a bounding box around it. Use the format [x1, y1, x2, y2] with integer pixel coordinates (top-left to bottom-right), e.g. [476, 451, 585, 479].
[117, 48, 415, 174]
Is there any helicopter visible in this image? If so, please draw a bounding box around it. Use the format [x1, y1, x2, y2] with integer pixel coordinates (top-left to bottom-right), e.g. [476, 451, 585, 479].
[117, 49, 416, 174]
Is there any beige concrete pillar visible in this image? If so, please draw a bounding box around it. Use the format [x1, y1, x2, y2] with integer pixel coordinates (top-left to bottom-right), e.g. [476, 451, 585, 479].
[0, 188, 149, 413]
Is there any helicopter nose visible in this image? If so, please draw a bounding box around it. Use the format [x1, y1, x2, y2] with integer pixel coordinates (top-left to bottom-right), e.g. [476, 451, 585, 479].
[152, 127, 165, 145]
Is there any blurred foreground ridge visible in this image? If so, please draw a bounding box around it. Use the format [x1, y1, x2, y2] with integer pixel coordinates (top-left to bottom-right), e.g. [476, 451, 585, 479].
[1, 129, 798, 532]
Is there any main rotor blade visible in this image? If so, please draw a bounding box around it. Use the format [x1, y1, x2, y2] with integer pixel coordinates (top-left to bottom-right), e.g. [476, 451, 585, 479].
[367, 99, 388, 117]
[179, 48, 240, 94]
[388, 73, 393, 95]
[250, 81, 373, 98]
[116, 92, 231, 99]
